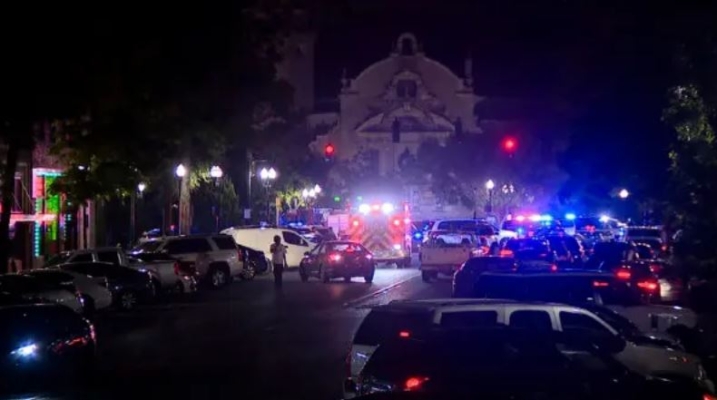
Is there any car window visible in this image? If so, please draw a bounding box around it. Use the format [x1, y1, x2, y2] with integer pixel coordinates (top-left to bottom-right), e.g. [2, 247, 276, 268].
[130, 240, 164, 254]
[354, 309, 431, 346]
[476, 225, 495, 236]
[97, 251, 120, 265]
[282, 231, 305, 246]
[559, 312, 612, 336]
[63, 263, 107, 277]
[27, 271, 74, 285]
[45, 253, 72, 266]
[213, 236, 237, 250]
[509, 310, 553, 332]
[72, 253, 94, 263]
[165, 238, 212, 254]
[440, 311, 499, 328]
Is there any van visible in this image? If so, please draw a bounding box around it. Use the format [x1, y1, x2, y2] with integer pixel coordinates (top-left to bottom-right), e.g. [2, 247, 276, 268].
[221, 227, 315, 268]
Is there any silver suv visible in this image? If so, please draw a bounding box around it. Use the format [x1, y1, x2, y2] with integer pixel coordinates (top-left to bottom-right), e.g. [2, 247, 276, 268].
[150, 235, 244, 288]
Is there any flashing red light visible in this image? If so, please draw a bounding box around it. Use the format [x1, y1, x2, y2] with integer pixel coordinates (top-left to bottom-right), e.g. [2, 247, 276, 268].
[329, 253, 342, 262]
[352, 219, 360, 227]
[324, 144, 335, 156]
[399, 331, 410, 338]
[615, 269, 632, 280]
[515, 215, 525, 222]
[637, 280, 659, 291]
[404, 376, 429, 391]
[393, 219, 401, 226]
[550, 264, 558, 272]
[593, 281, 610, 288]
[502, 137, 517, 152]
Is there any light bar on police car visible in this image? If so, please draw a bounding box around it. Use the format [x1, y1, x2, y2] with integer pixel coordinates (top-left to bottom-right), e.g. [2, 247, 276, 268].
[381, 203, 394, 214]
[358, 204, 371, 214]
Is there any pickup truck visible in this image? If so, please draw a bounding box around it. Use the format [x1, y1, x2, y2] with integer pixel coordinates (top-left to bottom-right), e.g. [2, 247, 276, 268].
[419, 231, 481, 282]
[45, 247, 196, 294]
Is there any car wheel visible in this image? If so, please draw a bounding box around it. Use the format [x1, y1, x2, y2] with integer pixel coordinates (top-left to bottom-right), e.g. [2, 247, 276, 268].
[422, 271, 433, 283]
[209, 267, 228, 288]
[119, 291, 138, 310]
[299, 267, 309, 282]
[321, 266, 330, 283]
[240, 262, 256, 281]
[364, 268, 375, 283]
[175, 280, 185, 295]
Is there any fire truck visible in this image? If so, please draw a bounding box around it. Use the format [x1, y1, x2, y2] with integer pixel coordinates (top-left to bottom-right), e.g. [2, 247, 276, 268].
[327, 202, 412, 267]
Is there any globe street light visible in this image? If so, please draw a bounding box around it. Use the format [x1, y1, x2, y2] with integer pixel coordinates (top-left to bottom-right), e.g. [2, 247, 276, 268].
[175, 164, 187, 178]
[137, 182, 147, 194]
[313, 184, 322, 194]
[209, 165, 223, 179]
[302, 188, 310, 198]
[485, 179, 495, 214]
[259, 167, 277, 225]
[618, 188, 629, 199]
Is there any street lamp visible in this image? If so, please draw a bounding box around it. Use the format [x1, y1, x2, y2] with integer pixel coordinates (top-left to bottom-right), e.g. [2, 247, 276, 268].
[137, 182, 147, 194]
[485, 179, 495, 214]
[313, 184, 321, 194]
[130, 182, 148, 247]
[175, 164, 187, 235]
[618, 188, 629, 199]
[259, 167, 277, 225]
[209, 166, 224, 232]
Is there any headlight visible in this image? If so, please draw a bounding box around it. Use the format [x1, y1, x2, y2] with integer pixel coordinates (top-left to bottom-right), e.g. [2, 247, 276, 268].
[10, 343, 38, 359]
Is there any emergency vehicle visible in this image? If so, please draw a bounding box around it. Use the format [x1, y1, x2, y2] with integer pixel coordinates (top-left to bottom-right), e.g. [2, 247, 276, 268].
[329, 202, 412, 267]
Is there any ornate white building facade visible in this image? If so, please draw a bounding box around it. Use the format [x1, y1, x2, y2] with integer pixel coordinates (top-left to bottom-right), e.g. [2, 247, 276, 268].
[309, 32, 483, 176]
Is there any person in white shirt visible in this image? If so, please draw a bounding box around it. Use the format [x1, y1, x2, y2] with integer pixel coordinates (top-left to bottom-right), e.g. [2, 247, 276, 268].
[270, 235, 287, 288]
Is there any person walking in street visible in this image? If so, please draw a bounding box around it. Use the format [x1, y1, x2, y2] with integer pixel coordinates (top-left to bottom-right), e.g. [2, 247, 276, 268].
[270, 235, 287, 288]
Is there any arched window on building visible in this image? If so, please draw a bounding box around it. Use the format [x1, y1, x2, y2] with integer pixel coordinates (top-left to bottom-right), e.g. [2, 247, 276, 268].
[397, 80, 417, 99]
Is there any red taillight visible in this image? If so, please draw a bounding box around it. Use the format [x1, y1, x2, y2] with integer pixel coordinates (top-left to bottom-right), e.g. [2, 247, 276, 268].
[399, 331, 410, 338]
[174, 262, 180, 276]
[637, 280, 659, 291]
[550, 264, 558, 272]
[704, 393, 717, 400]
[404, 376, 429, 391]
[615, 269, 631, 280]
[329, 253, 342, 262]
[593, 281, 610, 288]
[499, 249, 513, 257]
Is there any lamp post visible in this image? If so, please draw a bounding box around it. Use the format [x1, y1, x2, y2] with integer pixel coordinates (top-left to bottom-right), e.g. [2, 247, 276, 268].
[259, 167, 277, 225]
[175, 164, 187, 235]
[302, 185, 321, 225]
[618, 188, 629, 199]
[209, 166, 223, 232]
[485, 179, 495, 214]
[130, 182, 147, 247]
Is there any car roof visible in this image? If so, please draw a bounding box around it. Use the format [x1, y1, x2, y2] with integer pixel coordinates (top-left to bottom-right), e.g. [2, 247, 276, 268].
[480, 271, 614, 278]
[384, 298, 568, 310]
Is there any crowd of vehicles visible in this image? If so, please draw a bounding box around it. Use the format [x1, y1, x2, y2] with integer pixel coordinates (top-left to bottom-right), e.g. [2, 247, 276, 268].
[337, 215, 715, 399]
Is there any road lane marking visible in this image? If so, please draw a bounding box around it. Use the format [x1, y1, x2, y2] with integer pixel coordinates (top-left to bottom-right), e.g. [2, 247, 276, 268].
[342, 273, 419, 308]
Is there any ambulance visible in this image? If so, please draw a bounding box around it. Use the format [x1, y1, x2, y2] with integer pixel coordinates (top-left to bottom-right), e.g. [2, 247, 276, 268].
[330, 202, 412, 268]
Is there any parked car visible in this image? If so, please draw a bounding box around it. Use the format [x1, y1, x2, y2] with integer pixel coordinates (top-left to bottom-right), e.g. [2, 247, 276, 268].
[23, 269, 113, 314]
[343, 298, 712, 398]
[299, 241, 376, 283]
[143, 235, 245, 288]
[0, 275, 84, 314]
[45, 247, 188, 294]
[0, 302, 96, 393]
[221, 226, 316, 268]
[54, 263, 155, 311]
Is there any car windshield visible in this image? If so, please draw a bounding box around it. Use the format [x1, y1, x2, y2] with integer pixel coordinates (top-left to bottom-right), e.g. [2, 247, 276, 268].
[45, 253, 72, 267]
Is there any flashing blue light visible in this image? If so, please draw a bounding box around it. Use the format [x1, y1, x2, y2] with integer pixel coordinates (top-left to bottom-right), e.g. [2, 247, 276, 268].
[599, 215, 610, 223]
[541, 215, 553, 222]
[11, 343, 38, 358]
[565, 213, 576, 221]
[413, 232, 423, 240]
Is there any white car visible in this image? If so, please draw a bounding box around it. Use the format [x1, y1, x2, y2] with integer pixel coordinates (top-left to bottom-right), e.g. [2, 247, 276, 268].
[24, 269, 113, 312]
[0, 274, 84, 314]
[344, 299, 712, 398]
[221, 227, 315, 268]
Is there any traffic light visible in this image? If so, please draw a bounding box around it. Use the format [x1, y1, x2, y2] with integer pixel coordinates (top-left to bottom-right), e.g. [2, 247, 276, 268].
[502, 137, 517, 153]
[324, 144, 335, 157]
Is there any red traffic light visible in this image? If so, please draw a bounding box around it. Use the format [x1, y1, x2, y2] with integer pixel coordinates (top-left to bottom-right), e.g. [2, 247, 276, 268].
[324, 144, 335, 156]
[502, 137, 517, 152]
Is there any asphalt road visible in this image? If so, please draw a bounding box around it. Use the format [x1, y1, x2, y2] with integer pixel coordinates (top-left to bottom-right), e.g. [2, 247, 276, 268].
[71, 263, 453, 400]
